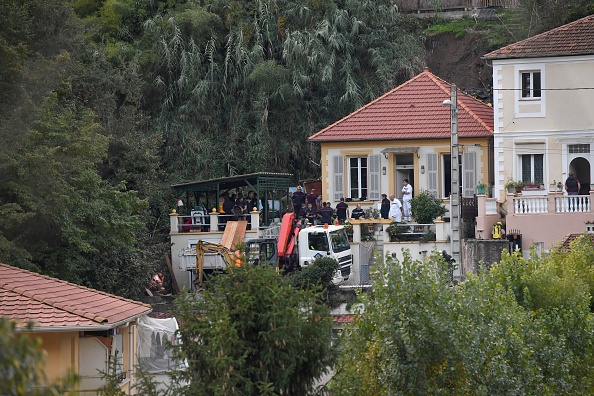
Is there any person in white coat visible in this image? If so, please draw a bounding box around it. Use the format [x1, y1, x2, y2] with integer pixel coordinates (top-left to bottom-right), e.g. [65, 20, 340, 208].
[388, 194, 403, 222]
[401, 179, 413, 222]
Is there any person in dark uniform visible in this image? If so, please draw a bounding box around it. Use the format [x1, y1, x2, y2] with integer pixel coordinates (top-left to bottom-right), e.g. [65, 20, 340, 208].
[291, 185, 307, 217]
[335, 197, 349, 224]
[304, 202, 317, 225]
[351, 203, 365, 219]
[380, 193, 390, 219]
[318, 202, 333, 225]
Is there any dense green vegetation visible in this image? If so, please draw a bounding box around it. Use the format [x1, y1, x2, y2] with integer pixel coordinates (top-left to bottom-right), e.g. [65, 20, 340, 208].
[0, 0, 592, 298]
[170, 263, 335, 396]
[331, 236, 594, 395]
[90, 236, 594, 395]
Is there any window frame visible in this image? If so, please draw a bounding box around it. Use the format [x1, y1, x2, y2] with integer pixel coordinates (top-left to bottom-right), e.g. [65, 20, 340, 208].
[520, 71, 542, 99]
[348, 156, 368, 200]
[520, 153, 544, 185]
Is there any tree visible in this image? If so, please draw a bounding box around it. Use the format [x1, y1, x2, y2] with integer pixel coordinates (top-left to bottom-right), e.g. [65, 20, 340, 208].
[0, 318, 78, 395]
[330, 243, 594, 395]
[514, 0, 594, 38]
[171, 264, 335, 395]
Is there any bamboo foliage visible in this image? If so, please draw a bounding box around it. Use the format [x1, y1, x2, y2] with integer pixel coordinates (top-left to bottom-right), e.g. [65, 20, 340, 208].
[142, 0, 425, 180]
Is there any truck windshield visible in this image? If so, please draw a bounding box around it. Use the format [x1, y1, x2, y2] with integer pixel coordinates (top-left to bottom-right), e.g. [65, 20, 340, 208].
[330, 229, 350, 253]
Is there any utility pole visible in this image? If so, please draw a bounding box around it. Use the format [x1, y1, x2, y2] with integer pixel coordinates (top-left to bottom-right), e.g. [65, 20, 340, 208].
[444, 84, 461, 280]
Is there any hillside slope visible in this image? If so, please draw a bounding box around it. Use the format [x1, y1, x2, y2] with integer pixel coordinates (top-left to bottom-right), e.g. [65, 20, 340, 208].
[425, 32, 495, 102]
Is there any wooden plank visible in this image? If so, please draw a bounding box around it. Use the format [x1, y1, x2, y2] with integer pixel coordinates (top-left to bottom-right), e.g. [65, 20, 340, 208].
[221, 220, 248, 250]
[164, 254, 180, 295]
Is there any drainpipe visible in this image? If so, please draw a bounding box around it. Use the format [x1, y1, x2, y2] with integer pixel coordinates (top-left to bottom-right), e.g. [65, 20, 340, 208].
[129, 324, 134, 391]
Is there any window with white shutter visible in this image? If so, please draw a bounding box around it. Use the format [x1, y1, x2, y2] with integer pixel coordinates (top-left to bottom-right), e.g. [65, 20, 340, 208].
[462, 151, 476, 197]
[426, 153, 438, 198]
[368, 154, 381, 201]
[333, 155, 344, 201]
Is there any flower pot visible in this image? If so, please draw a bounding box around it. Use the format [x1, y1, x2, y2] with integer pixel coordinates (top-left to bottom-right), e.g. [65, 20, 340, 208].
[515, 185, 523, 193]
[477, 185, 486, 195]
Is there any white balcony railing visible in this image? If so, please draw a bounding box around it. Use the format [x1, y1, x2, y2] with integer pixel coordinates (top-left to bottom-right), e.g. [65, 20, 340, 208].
[513, 197, 548, 214]
[556, 196, 591, 213]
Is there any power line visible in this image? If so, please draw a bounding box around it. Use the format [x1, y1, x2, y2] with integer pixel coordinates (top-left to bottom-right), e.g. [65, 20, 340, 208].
[493, 87, 594, 91]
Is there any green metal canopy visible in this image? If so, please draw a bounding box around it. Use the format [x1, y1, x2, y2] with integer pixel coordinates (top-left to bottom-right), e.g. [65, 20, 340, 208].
[171, 172, 294, 225]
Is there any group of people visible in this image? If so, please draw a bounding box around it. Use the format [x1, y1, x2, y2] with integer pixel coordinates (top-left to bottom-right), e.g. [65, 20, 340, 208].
[291, 179, 414, 225]
[292, 186, 351, 225]
[380, 179, 413, 222]
[220, 191, 260, 218]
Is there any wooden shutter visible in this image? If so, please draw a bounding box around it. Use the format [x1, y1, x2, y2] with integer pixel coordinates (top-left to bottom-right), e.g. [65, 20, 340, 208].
[333, 155, 344, 201]
[462, 151, 476, 197]
[427, 153, 438, 198]
[368, 154, 381, 201]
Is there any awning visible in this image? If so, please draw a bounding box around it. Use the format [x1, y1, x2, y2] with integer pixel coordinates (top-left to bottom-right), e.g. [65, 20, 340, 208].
[381, 147, 420, 154]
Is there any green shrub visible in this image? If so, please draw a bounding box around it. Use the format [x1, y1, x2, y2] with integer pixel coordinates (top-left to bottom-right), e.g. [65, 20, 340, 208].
[410, 191, 446, 224]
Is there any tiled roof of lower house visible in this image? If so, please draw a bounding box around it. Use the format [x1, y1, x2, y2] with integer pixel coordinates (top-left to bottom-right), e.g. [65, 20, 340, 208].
[0, 263, 151, 330]
[308, 68, 493, 142]
[484, 14, 594, 59]
[560, 233, 594, 251]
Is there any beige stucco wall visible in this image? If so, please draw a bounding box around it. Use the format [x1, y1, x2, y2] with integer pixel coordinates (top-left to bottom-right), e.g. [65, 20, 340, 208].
[491, 55, 594, 201]
[492, 56, 594, 133]
[36, 331, 79, 383]
[33, 324, 137, 395]
[320, 137, 491, 206]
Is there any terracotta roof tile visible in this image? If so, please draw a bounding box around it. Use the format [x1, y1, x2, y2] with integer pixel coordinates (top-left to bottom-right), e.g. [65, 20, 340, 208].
[309, 69, 493, 142]
[560, 233, 594, 250]
[485, 15, 594, 59]
[0, 263, 151, 329]
[333, 314, 355, 324]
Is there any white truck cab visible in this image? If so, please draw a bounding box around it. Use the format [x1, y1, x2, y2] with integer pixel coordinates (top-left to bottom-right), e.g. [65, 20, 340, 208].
[296, 225, 353, 284]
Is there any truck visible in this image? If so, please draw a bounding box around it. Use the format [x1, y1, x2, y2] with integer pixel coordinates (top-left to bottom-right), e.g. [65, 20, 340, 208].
[179, 213, 353, 287]
[274, 212, 352, 284]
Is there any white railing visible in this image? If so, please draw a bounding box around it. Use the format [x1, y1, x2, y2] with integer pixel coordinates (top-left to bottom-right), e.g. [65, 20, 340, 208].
[556, 196, 591, 213]
[513, 197, 548, 214]
[485, 198, 498, 215]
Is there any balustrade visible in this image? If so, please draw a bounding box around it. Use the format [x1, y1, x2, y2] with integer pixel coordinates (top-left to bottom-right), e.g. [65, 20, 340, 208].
[556, 196, 591, 213]
[513, 197, 548, 214]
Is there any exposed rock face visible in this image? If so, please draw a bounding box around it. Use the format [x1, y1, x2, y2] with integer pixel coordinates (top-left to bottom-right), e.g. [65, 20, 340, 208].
[425, 32, 494, 102]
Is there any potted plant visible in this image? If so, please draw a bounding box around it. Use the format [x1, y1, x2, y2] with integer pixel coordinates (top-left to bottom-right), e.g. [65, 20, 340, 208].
[364, 207, 380, 220]
[410, 191, 447, 224]
[513, 180, 524, 193]
[386, 223, 411, 242]
[504, 177, 516, 193]
[476, 181, 487, 195]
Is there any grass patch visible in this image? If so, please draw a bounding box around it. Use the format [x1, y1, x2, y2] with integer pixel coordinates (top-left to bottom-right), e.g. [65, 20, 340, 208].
[425, 18, 496, 38]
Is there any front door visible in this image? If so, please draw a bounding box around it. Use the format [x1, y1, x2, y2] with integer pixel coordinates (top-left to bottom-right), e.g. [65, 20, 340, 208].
[394, 154, 414, 200]
[569, 157, 591, 195]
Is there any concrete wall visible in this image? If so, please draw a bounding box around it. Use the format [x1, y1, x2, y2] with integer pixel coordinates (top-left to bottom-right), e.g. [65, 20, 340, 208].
[463, 239, 511, 276]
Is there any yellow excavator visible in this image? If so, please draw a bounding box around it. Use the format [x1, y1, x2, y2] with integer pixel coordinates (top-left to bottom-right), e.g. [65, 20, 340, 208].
[195, 240, 245, 287]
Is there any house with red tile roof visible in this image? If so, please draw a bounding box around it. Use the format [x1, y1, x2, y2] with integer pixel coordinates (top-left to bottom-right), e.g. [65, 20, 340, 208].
[482, 14, 594, 254]
[0, 263, 152, 395]
[309, 67, 493, 207]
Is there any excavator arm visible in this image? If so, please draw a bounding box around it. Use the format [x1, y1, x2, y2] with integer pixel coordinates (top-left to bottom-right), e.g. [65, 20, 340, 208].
[195, 240, 243, 287]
